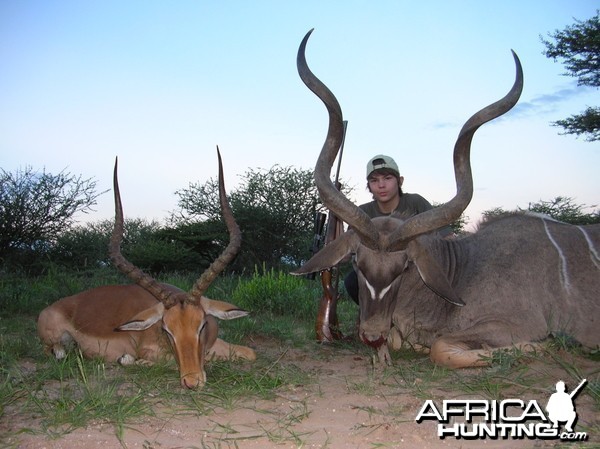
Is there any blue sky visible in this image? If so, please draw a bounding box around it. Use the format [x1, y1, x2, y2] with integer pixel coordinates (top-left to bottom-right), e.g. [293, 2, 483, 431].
[1, 1, 598, 229]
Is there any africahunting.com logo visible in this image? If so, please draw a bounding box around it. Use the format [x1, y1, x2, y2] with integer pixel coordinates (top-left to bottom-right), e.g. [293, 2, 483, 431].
[416, 379, 588, 441]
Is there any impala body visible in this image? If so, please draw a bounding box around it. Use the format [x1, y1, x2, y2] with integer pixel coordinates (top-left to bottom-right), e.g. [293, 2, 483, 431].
[38, 151, 255, 388]
[293, 30, 600, 368]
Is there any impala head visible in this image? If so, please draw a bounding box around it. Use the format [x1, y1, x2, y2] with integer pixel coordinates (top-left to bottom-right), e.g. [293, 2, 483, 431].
[110, 148, 246, 388]
[293, 29, 523, 349]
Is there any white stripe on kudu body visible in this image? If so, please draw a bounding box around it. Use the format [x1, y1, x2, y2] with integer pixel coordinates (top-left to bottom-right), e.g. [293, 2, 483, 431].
[578, 225, 600, 270]
[542, 217, 572, 294]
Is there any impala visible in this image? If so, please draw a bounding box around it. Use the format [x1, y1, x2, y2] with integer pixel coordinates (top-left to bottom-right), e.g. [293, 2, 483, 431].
[38, 149, 256, 388]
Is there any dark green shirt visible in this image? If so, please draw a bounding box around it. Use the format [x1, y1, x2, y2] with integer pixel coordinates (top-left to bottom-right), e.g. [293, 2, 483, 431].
[359, 193, 453, 237]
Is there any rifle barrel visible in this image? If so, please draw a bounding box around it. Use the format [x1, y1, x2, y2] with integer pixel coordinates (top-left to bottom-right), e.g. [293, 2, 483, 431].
[569, 378, 587, 398]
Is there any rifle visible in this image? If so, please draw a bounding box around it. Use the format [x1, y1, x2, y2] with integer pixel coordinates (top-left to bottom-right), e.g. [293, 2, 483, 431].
[569, 379, 587, 399]
[315, 120, 348, 342]
[306, 211, 327, 280]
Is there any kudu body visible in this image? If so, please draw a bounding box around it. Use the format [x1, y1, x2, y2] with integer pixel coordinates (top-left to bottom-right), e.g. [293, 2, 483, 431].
[294, 30, 600, 368]
[38, 151, 255, 388]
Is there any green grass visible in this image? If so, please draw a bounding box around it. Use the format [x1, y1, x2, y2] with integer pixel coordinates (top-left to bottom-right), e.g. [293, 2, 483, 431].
[1, 265, 598, 446]
[27, 354, 152, 442]
[0, 265, 327, 444]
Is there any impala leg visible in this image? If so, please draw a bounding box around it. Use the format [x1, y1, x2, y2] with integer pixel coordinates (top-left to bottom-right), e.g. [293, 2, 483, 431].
[37, 308, 76, 359]
[207, 338, 256, 361]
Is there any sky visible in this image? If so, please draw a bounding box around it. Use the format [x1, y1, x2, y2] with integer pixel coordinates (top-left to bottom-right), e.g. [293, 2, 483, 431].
[1, 1, 598, 230]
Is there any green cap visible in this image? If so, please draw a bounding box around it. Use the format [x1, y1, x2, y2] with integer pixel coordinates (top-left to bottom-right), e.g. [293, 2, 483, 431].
[366, 154, 399, 178]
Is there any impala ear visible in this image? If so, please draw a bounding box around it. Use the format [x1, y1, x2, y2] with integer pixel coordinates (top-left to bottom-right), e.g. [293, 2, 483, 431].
[116, 302, 166, 331]
[200, 297, 250, 320]
[292, 230, 360, 275]
[407, 239, 465, 307]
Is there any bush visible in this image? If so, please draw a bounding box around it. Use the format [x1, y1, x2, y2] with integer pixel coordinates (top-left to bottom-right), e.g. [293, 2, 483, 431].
[0, 265, 126, 316]
[0, 166, 102, 266]
[232, 265, 318, 317]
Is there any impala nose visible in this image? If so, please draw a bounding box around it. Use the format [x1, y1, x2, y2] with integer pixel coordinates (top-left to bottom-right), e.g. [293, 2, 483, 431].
[181, 372, 206, 389]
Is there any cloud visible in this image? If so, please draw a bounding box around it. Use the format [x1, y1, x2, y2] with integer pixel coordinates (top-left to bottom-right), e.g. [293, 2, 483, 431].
[430, 83, 595, 129]
[511, 83, 594, 118]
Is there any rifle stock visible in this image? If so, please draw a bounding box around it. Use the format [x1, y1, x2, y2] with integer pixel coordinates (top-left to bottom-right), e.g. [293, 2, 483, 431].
[314, 120, 348, 343]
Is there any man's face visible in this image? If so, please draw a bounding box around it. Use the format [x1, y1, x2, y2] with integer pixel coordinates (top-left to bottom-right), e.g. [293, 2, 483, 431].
[368, 172, 402, 204]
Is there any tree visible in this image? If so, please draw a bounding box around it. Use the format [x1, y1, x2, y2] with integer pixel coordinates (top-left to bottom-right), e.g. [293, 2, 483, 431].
[0, 166, 103, 268]
[527, 196, 600, 225]
[51, 217, 207, 274]
[173, 165, 323, 271]
[51, 219, 114, 269]
[432, 202, 468, 235]
[541, 10, 600, 141]
[481, 197, 599, 225]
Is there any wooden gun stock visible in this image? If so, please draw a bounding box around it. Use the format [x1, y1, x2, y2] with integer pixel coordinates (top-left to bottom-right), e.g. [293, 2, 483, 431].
[315, 120, 348, 343]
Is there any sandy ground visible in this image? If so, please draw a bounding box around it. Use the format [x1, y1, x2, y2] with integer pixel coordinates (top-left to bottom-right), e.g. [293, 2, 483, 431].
[3, 339, 599, 449]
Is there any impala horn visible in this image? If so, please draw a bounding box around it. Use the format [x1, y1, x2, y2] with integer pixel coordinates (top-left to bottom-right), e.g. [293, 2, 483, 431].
[109, 147, 241, 307]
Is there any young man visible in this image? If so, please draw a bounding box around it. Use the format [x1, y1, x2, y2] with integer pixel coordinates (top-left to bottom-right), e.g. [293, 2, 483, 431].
[344, 154, 453, 303]
[360, 154, 441, 218]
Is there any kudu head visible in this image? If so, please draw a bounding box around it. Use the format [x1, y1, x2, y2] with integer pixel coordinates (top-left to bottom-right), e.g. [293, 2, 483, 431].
[109, 148, 246, 388]
[293, 29, 523, 351]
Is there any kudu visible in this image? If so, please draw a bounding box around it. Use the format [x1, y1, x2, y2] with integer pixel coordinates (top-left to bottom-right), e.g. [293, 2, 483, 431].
[37, 150, 256, 388]
[294, 30, 600, 368]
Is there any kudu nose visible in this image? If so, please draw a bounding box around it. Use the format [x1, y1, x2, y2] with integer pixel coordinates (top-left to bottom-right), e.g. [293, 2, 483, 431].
[360, 331, 387, 349]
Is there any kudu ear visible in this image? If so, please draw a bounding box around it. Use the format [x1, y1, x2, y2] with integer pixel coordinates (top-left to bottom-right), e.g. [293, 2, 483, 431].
[200, 297, 250, 320]
[407, 239, 465, 307]
[292, 230, 359, 275]
[116, 302, 166, 331]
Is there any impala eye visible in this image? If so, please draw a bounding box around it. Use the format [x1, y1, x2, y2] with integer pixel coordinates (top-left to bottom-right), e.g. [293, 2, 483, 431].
[198, 320, 207, 335]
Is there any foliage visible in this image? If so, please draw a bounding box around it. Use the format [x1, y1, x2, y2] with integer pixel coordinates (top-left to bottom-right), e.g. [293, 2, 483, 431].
[51, 218, 206, 275]
[482, 196, 600, 225]
[552, 106, 600, 141]
[432, 202, 468, 234]
[173, 165, 322, 271]
[527, 196, 600, 225]
[0, 166, 103, 270]
[0, 265, 124, 316]
[480, 206, 512, 222]
[232, 265, 316, 317]
[155, 221, 223, 267]
[117, 218, 205, 274]
[541, 10, 600, 141]
[50, 219, 114, 269]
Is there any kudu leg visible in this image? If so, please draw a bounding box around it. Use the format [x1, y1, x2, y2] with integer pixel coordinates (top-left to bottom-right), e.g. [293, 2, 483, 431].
[429, 320, 542, 369]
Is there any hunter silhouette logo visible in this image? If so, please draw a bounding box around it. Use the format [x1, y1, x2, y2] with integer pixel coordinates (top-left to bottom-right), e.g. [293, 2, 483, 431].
[416, 379, 589, 441]
[546, 379, 587, 433]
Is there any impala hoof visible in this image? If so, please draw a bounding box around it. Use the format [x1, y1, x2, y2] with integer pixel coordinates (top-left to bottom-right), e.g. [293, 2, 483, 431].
[52, 346, 66, 360]
[118, 354, 136, 365]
